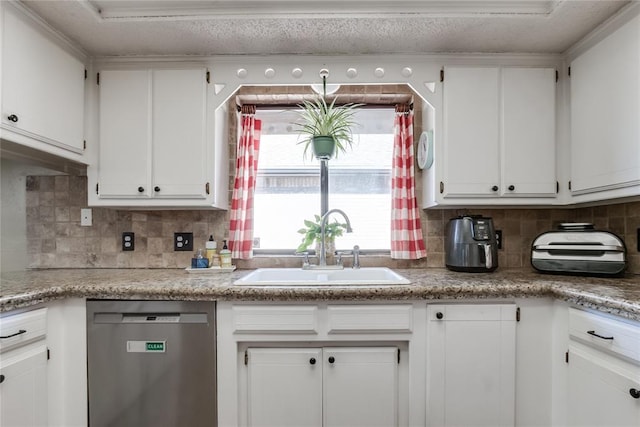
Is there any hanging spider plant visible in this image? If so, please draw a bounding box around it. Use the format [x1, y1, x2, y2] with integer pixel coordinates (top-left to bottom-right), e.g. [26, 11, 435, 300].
[293, 97, 362, 160]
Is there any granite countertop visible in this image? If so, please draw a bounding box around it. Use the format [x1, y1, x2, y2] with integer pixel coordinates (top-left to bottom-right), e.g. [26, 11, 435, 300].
[1, 268, 640, 321]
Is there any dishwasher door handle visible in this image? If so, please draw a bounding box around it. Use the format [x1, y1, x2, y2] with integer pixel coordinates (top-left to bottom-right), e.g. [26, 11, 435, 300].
[93, 313, 209, 324]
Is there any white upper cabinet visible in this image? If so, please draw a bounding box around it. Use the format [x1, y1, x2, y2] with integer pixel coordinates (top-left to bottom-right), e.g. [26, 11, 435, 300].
[0, 3, 86, 161]
[570, 14, 640, 202]
[91, 65, 227, 208]
[97, 69, 150, 198]
[425, 65, 557, 207]
[442, 67, 501, 198]
[501, 67, 557, 197]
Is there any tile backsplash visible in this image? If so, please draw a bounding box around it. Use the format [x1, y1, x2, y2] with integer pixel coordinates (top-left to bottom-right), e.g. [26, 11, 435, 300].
[25, 174, 640, 273]
[21, 84, 640, 274]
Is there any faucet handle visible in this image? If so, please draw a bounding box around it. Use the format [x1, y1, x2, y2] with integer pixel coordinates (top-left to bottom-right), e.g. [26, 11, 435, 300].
[352, 245, 361, 269]
[296, 251, 310, 268]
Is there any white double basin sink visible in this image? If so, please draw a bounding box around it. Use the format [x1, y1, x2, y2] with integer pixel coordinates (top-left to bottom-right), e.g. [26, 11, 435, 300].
[234, 267, 410, 286]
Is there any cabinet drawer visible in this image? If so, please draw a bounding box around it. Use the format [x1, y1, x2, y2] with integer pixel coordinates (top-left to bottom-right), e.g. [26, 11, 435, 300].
[327, 304, 413, 333]
[232, 305, 318, 334]
[0, 308, 47, 353]
[569, 308, 640, 362]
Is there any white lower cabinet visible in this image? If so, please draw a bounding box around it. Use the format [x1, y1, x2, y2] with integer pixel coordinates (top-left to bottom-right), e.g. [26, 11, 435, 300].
[566, 308, 640, 427]
[0, 307, 48, 427]
[218, 302, 420, 427]
[0, 345, 48, 427]
[567, 346, 640, 426]
[247, 347, 398, 427]
[426, 304, 517, 427]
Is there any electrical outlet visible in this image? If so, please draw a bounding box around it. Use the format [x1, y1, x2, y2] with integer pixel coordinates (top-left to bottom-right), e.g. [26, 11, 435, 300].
[122, 232, 134, 251]
[174, 232, 194, 251]
[496, 230, 503, 250]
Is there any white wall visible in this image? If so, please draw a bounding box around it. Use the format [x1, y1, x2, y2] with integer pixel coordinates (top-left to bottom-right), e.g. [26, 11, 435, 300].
[0, 157, 60, 272]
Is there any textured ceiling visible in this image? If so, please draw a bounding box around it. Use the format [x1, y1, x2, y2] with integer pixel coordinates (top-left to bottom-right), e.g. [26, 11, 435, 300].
[21, 0, 631, 56]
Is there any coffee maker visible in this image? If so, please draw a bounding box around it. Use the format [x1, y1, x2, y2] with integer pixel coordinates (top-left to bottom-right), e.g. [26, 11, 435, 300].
[445, 215, 498, 272]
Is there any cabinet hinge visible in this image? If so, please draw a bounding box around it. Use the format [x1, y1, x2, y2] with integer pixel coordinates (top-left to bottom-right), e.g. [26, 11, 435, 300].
[555, 70, 559, 82]
[206, 70, 210, 84]
[83, 140, 87, 150]
[556, 181, 559, 194]
[244, 350, 248, 365]
[516, 307, 521, 322]
[96, 183, 99, 195]
[397, 348, 401, 364]
[205, 182, 210, 195]
[47, 348, 51, 360]
[568, 181, 572, 191]
[96, 72, 100, 85]
[440, 69, 444, 82]
[565, 350, 569, 363]
[84, 69, 88, 80]
[568, 67, 571, 77]
[439, 181, 444, 194]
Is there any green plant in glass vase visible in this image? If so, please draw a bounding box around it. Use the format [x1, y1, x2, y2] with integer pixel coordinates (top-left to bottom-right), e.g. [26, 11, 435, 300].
[294, 96, 362, 160]
[296, 214, 348, 254]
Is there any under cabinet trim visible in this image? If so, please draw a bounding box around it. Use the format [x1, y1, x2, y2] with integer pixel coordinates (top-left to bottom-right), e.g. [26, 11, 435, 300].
[327, 304, 413, 334]
[232, 305, 318, 334]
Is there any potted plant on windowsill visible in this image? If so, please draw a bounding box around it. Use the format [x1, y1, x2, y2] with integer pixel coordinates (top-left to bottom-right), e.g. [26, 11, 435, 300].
[294, 97, 362, 160]
[296, 214, 348, 256]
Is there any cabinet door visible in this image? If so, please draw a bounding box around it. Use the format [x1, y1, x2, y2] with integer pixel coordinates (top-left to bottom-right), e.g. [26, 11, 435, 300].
[323, 347, 398, 427]
[98, 69, 151, 198]
[427, 304, 516, 427]
[0, 345, 48, 427]
[442, 67, 500, 197]
[151, 68, 209, 199]
[1, 5, 84, 153]
[570, 15, 640, 195]
[568, 345, 640, 427]
[501, 67, 556, 197]
[247, 348, 323, 427]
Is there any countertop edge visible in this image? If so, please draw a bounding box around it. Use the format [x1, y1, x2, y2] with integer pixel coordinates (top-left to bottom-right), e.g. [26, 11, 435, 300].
[2, 269, 639, 322]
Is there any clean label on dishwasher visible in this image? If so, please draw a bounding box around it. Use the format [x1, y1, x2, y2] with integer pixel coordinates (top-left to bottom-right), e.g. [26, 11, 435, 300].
[127, 341, 166, 353]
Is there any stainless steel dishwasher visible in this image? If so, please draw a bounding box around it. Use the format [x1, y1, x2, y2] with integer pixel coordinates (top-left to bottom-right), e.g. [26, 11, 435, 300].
[87, 300, 216, 427]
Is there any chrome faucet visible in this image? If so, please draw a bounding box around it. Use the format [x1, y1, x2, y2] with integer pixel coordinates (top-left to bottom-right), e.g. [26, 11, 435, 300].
[319, 209, 353, 267]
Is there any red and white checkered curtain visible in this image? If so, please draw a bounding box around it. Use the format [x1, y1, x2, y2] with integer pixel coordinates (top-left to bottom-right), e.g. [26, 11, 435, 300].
[390, 105, 426, 259]
[229, 106, 261, 259]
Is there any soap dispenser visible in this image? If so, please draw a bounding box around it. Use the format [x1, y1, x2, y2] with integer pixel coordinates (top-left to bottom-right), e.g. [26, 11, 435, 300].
[206, 235, 219, 267]
[220, 239, 232, 268]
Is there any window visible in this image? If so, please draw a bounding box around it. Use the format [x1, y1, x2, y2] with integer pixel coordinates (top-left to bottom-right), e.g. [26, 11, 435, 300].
[253, 107, 395, 252]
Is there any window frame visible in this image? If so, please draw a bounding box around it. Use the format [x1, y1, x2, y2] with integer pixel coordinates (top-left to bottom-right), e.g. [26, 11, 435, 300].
[251, 104, 396, 254]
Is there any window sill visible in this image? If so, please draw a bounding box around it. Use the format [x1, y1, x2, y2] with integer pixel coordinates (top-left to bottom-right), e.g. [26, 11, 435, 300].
[252, 249, 391, 257]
